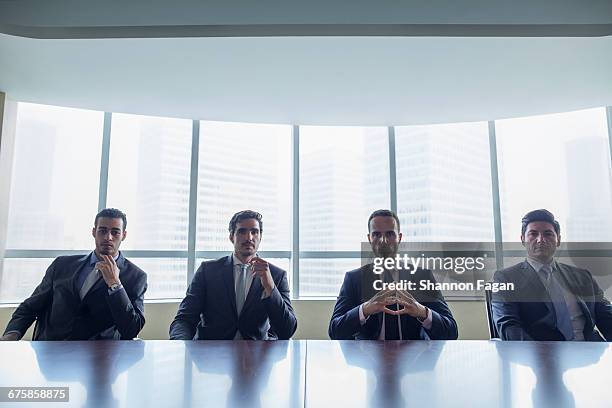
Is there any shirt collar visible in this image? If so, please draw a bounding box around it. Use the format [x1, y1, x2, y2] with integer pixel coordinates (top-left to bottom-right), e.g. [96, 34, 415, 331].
[232, 253, 258, 267]
[526, 257, 555, 274]
[232, 253, 244, 267]
[89, 251, 120, 266]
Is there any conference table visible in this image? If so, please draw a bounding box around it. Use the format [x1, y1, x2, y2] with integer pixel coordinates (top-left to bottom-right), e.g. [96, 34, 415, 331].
[1, 340, 611, 407]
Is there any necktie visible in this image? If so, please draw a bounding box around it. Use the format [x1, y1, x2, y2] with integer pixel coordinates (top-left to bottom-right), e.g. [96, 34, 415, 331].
[542, 265, 574, 340]
[236, 264, 248, 315]
[383, 269, 401, 340]
[385, 304, 401, 340]
[79, 267, 101, 299]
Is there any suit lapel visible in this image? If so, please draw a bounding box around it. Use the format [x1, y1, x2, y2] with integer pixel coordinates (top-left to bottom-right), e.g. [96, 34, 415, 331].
[241, 274, 263, 315]
[557, 263, 595, 330]
[71, 253, 93, 299]
[221, 256, 238, 317]
[520, 261, 554, 316]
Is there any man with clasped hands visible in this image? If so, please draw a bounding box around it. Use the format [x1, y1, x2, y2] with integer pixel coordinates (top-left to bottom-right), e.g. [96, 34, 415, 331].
[329, 209, 458, 340]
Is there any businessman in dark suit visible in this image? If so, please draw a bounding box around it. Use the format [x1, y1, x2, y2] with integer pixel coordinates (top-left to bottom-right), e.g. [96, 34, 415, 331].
[329, 209, 458, 340]
[1, 208, 147, 341]
[492, 209, 612, 341]
[169, 210, 297, 340]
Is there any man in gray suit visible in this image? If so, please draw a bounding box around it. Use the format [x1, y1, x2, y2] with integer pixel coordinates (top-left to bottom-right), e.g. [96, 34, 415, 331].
[492, 209, 612, 341]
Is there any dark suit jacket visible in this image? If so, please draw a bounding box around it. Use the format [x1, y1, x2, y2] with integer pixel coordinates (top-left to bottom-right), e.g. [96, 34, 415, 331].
[169, 256, 297, 340]
[492, 260, 612, 341]
[328, 265, 458, 340]
[3, 252, 147, 340]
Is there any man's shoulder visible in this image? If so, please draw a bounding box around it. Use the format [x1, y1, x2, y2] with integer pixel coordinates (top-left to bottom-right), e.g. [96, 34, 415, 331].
[556, 262, 595, 283]
[197, 256, 230, 272]
[494, 261, 528, 281]
[345, 264, 373, 281]
[52, 254, 89, 267]
[268, 261, 286, 278]
[122, 257, 147, 277]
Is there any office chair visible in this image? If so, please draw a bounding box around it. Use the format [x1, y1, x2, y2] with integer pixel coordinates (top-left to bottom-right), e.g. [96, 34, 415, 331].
[484, 287, 500, 340]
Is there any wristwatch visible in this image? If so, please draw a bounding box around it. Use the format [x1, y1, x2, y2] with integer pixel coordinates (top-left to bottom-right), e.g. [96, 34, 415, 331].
[417, 306, 429, 323]
[108, 283, 123, 292]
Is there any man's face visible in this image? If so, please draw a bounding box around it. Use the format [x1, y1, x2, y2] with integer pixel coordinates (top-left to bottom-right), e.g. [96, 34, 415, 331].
[368, 216, 402, 258]
[230, 218, 261, 259]
[521, 221, 560, 262]
[92, 217, 126, 257]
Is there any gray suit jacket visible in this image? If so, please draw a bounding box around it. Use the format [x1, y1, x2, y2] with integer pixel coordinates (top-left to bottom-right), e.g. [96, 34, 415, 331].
[492, 260, 612, 341]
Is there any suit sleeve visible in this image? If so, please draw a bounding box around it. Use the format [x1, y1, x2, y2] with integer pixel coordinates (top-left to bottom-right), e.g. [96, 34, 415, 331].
[169, 263, 206, 340]
[262, 270, 297, 339]
[588, 271, 612, 341]
[106, 269, 147, 340]
[491, 270, 533, 341]
[419, 269, 458, 340]
[328, 272, 363, 340]
[4, 258, 58, 338]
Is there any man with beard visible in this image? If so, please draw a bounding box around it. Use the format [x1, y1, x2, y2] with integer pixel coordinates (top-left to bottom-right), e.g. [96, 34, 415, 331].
[492, 209, 612, 341]
[328, 209, 458, 340]
[170, 210, 297, 340]
[1, 208, 147, 341]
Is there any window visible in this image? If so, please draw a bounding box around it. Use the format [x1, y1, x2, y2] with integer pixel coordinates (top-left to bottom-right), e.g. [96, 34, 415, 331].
[299, 126, 389, 296]
[496, 108, 612, 241]
[197, 121, 292, 252]
[1, 103, 103, 303]
[395, 122, 494, 241]
[107, 113, 192, 250]
[6, 103, 103, 250]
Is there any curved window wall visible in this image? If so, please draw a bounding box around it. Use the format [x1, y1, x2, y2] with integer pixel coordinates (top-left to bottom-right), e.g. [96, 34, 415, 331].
[1, 102, 611, 301]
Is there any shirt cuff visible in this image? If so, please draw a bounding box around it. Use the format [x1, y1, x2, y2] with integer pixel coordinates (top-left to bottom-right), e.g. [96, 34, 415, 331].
[359, 304, 369, 325]
[261, 284, 275, 299]
[420, 307, 433, 330]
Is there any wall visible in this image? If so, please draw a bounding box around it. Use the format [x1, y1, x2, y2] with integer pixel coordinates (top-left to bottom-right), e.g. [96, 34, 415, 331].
[0, 299, 490, 340]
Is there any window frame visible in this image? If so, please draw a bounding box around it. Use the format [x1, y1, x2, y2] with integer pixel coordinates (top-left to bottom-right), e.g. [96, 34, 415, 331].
[2, 105, 612, 302]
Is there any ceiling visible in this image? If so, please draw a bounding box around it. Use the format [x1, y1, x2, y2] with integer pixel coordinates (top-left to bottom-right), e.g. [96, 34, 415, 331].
[1, 0, 611, 125]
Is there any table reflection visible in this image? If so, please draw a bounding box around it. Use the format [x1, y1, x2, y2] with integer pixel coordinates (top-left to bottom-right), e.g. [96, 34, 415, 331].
[186, 340, 298, 408]
[495, 341, 606, 408]
[33, 340, 145, 408]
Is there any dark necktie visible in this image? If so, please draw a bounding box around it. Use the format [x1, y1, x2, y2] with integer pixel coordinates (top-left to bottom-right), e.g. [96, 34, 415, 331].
[383, 269, 401, 340]
[385, 304, 401, 340]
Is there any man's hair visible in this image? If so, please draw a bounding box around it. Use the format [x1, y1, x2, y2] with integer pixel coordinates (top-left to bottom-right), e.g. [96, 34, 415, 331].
[368, 209, 400, 233]
[229, 210, 263, 235]
[521, 209, 560, 236]
[94, 208, 127, 230]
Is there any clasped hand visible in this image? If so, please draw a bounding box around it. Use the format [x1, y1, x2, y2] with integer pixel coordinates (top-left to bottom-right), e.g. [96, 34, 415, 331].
[363, 289, 426, 319]
[95, 254, 121, 287]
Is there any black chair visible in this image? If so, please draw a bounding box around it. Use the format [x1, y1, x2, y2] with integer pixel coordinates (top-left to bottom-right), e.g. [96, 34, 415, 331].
[484, 288, 500, 339]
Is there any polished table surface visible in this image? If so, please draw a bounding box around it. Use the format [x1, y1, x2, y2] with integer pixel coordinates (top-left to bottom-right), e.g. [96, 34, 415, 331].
[0, 340, 305, 408]
[1, 340, 611, 408]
